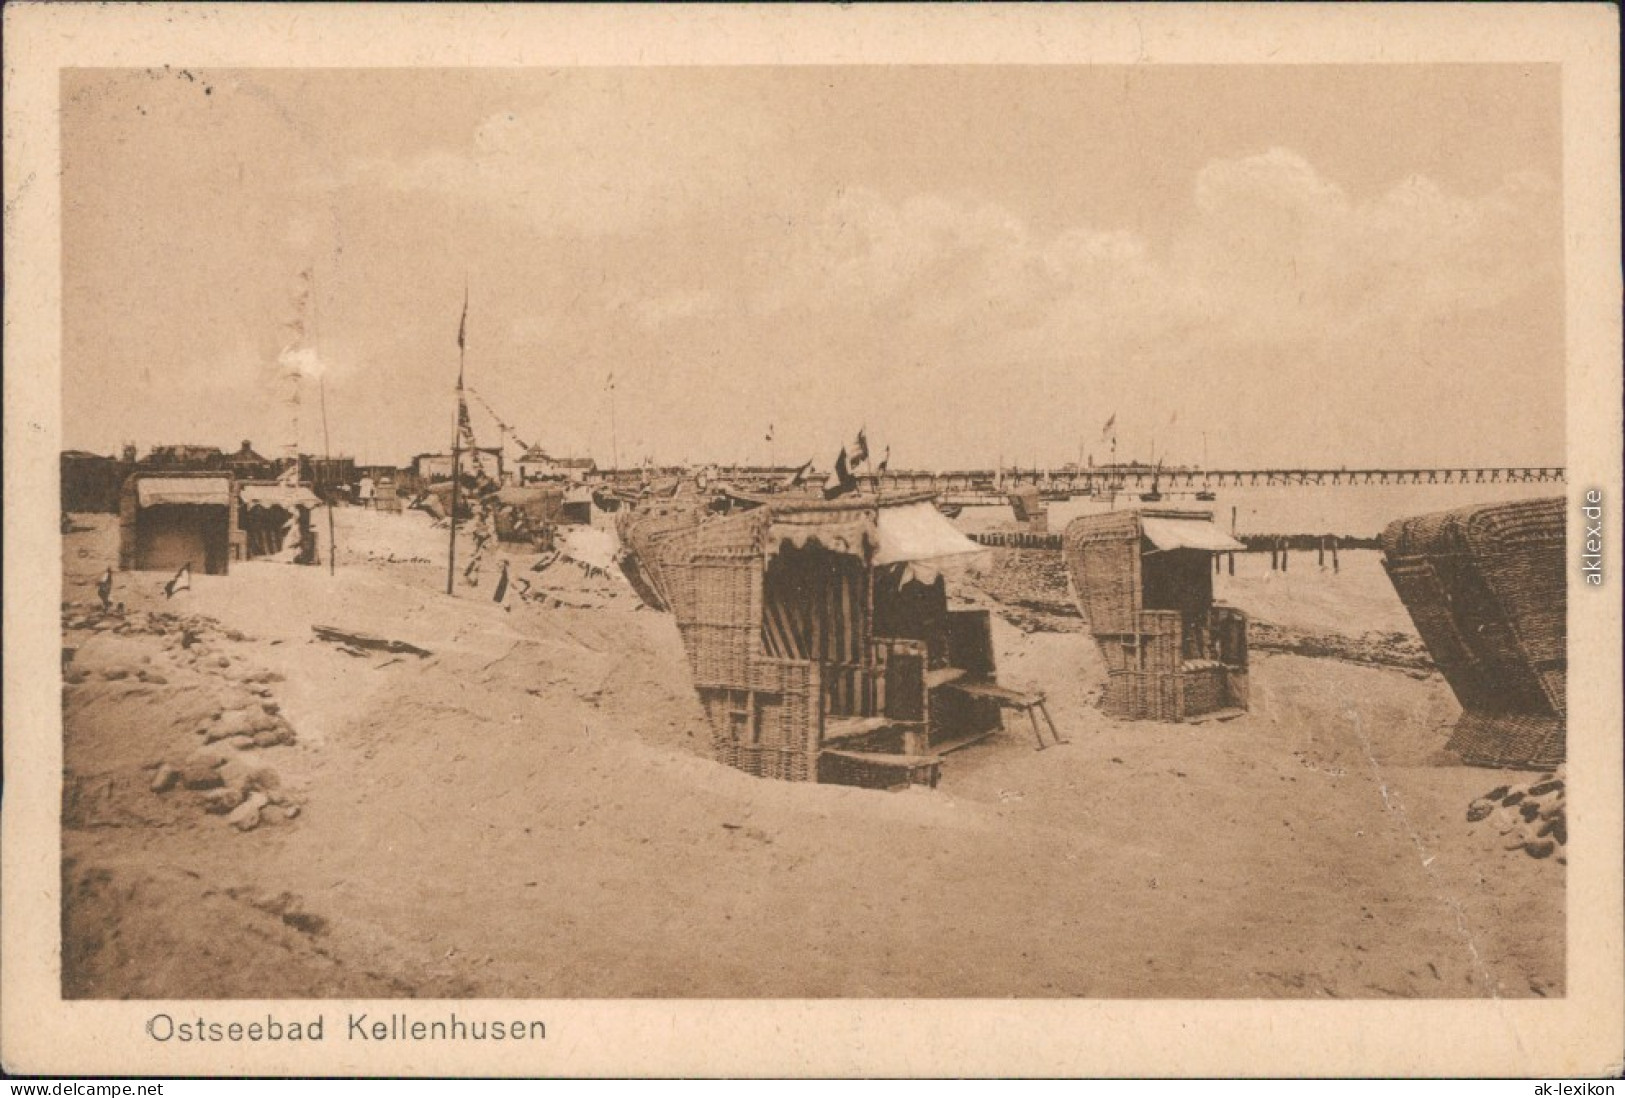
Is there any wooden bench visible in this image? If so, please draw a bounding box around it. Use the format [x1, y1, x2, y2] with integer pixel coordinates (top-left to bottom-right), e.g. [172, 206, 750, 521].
[823, 715, 893, 744]
[943, 679, 1067, 749]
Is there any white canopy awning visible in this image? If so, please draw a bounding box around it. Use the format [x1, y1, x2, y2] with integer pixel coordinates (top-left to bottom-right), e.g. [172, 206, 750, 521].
[874, 501, 986, 566]
[1141, 516, 1245, 552]
[239, 484, 322, 511]
[135, 477, 231, 507]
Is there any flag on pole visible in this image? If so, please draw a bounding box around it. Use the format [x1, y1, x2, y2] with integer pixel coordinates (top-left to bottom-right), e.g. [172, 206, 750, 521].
[876, 445, 890, 474]
[850, 428, 869, 467]
[783, 459, 813, 489]
[164, 563, 191, 599]
[1101, 413, 1117, 440]
[97, 568, 113, 611]
[456, 289, 469, 353]
[765, 423, 775, 442]
[823, 447, 857, 499]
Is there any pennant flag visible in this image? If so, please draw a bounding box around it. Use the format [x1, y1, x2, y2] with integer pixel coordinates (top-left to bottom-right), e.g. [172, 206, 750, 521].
[1101, 413, 1117, 440]
[765, 423, 775, 442]
[850, 427, 870, 467]
[456, 288, 469, 353]
[606, 372, 616, 392]
[457, 392, 480, 452]
[164, 563, 191, 599]
[97, 568, 113, 611]
[876, 445, 890, 474]
[783, 459, 813, 489]
[823, 447, 857, 499]
[493, 560, 510, 605]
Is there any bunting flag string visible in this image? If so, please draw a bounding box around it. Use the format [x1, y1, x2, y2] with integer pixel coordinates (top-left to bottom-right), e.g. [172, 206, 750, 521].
[464, 385, 533, 453]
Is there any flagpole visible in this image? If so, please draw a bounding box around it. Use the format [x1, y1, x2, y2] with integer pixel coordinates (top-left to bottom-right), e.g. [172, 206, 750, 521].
[446, 285, 468, 597]
[608, 374, 619, 482]
[319, 375, 337, 576]
[310, 265, 337, 576]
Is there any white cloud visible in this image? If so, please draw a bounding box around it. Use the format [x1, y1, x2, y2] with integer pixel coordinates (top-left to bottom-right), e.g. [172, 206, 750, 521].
[752, 148, 1553, 360]
[718, 149, 1559, 466]
[341, 87, 787, 237]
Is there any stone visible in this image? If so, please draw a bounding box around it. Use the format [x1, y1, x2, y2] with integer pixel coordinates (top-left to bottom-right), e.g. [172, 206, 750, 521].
[178, 754, 227, 790]
[204, 708, 278, 744]
[227, 792, 270, 831]
[201, 787, 244, 814]
[1528, 779, 1563, 797]
[1501, 790, 1525, 807]
[1519, 802, 1541, 822]
[1465, 799, 1495, 823]
[1484, 785, 1510, 801]
[149, 765, 179, 794]
[242, 766, 281, 793]
[283, 804, 301, 820]
[1523, 840, 1556, 860]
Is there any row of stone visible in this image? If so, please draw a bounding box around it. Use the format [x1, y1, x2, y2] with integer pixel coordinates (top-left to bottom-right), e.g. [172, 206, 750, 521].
[1466, 767, 1566, 862]
[148, 750, 302, 832]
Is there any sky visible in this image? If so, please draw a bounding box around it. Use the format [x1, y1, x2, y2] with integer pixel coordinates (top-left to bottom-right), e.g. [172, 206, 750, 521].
[61, 65, 1565, 470]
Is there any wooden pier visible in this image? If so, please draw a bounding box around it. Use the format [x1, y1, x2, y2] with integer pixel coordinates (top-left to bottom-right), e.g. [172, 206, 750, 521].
[592, 464, 1565, 501]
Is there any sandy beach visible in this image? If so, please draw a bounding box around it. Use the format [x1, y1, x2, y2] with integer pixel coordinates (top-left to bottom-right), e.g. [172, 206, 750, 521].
[59, 506, 1563, 1000]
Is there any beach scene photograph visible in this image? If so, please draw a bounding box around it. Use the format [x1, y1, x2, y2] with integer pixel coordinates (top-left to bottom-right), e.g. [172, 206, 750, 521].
[52, 60, 1572, 1005]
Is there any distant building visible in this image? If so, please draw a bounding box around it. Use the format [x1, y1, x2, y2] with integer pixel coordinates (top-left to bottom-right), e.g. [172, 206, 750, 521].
[412, 448, 503, 484]
[515, 445, 595, 485]
[222, 440, 277, 481]
[143, 444, 226, 470]
[61, 450, 124, 513]
[299, 454, 359, 501]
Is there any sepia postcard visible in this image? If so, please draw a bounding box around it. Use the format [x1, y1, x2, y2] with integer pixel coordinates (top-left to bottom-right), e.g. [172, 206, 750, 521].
[4, 2, 1622, 1080]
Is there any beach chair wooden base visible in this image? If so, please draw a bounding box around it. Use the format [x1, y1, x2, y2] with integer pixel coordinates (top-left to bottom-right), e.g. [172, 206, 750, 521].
[819, 749, 942, 790]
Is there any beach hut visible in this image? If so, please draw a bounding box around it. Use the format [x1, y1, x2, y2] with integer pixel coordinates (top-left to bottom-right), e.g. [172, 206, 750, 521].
[1063, 508, 1249, 721]
[118, 472, 238, 575]
[620, 492, 1032, 788]
[237, 482, 323, 560]
[493, 484, 565, 547]
[1380, 497, 1565, 768]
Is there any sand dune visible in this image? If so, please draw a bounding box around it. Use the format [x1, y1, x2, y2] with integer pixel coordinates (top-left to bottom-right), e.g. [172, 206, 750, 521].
[59, 508, 1562, 999]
